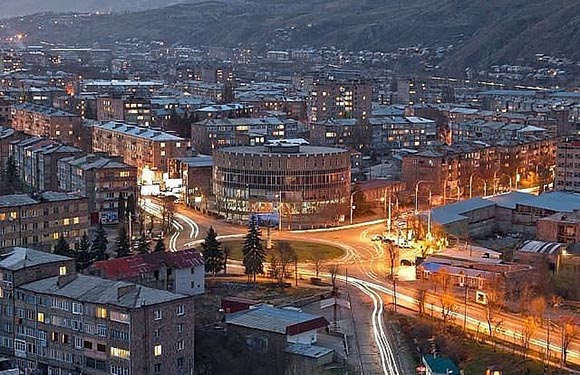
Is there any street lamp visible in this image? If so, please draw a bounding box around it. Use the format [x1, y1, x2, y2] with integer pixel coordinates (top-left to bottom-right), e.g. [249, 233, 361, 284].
[414, 180, 430, 214]
[276, 191, 283, 231]
[349, 191, 359, 225]
[382, 190, 399, 234]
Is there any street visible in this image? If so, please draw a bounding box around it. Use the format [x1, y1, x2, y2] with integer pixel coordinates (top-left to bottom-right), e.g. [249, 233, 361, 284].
[143, 199, 580, 374]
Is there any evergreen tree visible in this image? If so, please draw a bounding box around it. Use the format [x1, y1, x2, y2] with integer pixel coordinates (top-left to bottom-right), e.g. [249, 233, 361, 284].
[4, 156, 19, 194]
[154, 237, 166, 252]
[201, 227, 223, 276]
[115, 225, 131, 258]
[136, 234, 150, 254]
[53, 236, 72, 257]
[126, 194, 136, 218]
[117, 195, 126, 222]
[76, 233, 93, 271]
[91, 223, 109, 261]
[242, 216, 266, 285]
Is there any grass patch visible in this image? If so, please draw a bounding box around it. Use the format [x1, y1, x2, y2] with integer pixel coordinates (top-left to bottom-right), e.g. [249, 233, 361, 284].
[221, 240, 344, 262]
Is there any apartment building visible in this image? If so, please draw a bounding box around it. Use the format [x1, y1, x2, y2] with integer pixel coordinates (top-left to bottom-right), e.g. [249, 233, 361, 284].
[11, 103, 83, 148]
[91, 122, 190, 184]
[10, 137, 83, 192]
[308, 77, 372, 123]
[555, 138, 580, 193]
[57, 154, 138, 225]
[402, 138, 556, 197]
[0, 192, 88, 252]
[0, 127, 26, 168]
[0, 247, 195, 375]
[96, 97, 152, 127]
[191, 117, 307, 154]
[369, 116, 437, 151]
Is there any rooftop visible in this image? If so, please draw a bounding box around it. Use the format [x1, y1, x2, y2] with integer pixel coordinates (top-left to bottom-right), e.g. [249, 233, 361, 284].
[0, 191, 84, 208]
[285, 343, 333, 359]
[96, 121, 185, 142]
[430, 198, 495, 225]
[518, 240, 564, 255]
[486, 191, 580, 212]
[0, 247, 70, 271]
[423, 354, 461, 375]
[217, 144, 348, 156]
[93, 249, 204, 280]
[225, 305, 329, 335]
[13, 102, 78, 117]
[21, 274, 188, 308]
[173, 155, 213, 168]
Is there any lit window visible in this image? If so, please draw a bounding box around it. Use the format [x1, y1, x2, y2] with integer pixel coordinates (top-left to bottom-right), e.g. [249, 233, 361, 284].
[63, 218, 70, 225]
[37, 312, 45, 323]
[59, 266, 67, 276]
[110, 347, 130, 359]
[154, 345, 162, 356]
[96, 307, 108, 319]
[73, 217, 80, 224]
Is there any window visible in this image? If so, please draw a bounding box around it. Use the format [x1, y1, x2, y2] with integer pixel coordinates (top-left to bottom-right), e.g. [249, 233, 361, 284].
[59, 266, 67, 276]
[153, 329, 160, 338]
[111, 364, 129, 375]
[110, 347, 130, 359]
[72, 303, 83, 315]
[97, 343, 106, 353]
[83, 340, 93, 350]
[176, 339, 184, 351]
[74, 337, 83, 349]
[110, 311, 130, 324]
[154, 364, 161, 374]
[97, 325, 107, 337]
[95, 307, 107, 319]
[177, 357, 184, 368]
[176, 304, 184, 316]
[177, 323, 183, 334]
[14, 339, 26, 353]
[153, 310, 162, 320]
[190, 267, 195, 274]
[61, 334, 69, 344]
[37, 312, 45, 323]
[154, 345, 162, 356]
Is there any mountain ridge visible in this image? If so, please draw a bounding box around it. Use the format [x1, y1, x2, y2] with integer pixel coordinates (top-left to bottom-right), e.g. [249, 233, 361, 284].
[3, 0, 580, 71]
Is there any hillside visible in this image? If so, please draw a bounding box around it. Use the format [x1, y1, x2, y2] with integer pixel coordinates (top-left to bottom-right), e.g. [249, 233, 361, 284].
[0, 0, 187, 18]
[4, 0, 580, 70]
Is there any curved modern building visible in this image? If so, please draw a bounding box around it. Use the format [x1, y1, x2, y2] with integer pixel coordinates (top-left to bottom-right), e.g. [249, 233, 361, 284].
[213, 142, 351, 228]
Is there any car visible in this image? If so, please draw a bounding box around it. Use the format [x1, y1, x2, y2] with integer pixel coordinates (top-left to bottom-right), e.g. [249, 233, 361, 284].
[398, 241, 413, 249]
[371, 235, 383, 241]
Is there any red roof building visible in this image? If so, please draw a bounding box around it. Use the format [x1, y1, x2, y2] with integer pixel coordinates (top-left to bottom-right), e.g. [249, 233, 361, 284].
[91, 248, 205, 295]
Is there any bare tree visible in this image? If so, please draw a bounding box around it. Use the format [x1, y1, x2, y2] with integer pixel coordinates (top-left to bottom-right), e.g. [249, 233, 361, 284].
[561, 316, 580, 366]
[417, 287, 428, 317]
[485, 278, 506, 349]
[310, 252, 324, 279]
[521, 316, 537, 361]
[383, 239, 398, 279]
[439, 291, 457, 329]
[530, 296, 547, 324]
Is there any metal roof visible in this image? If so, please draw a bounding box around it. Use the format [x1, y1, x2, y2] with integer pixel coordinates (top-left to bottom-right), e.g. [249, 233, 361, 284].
[21, 274, 188, 308]
[518, 240, 564, 255]
[0, 247, 70, 271]
[225, 305, 328, 335]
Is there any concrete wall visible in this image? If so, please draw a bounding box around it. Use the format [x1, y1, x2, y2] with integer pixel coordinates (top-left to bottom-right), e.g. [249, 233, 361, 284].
[174, 265, 204, 296]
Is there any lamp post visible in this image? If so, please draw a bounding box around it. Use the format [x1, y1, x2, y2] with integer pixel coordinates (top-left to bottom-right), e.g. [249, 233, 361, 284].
[350, 191, 358, 225]
[426, 190, 433, 240]
[383, 190, 399, 234]
[276, 191, 283, 231]
[414, 180, 429, 214]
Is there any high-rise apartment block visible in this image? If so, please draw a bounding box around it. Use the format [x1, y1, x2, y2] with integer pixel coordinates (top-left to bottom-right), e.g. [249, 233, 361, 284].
[308, 77, 371, 123]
